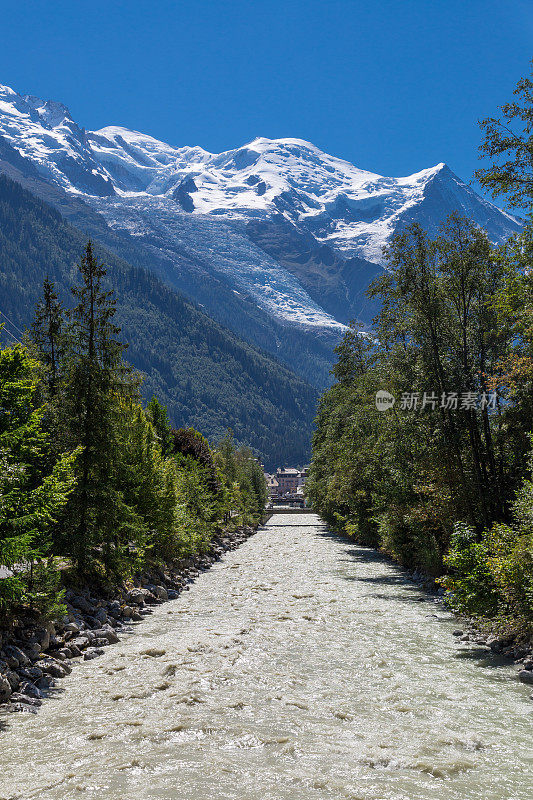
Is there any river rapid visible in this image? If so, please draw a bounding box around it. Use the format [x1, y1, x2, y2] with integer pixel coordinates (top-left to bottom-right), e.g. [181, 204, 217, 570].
[1, 513, 532, 800]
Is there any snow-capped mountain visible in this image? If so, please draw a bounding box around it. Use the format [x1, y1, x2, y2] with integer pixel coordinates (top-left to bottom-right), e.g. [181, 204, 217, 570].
[86, 129, 520, 263]
[0, 83, 522, 381]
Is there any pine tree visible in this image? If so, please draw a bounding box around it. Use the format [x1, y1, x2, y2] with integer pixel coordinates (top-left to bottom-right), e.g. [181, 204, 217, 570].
[62, 243, 142, 577]
[31, 277, 64, 398]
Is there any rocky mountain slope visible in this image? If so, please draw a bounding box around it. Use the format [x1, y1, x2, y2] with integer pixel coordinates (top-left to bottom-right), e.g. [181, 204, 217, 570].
[0, 83, 522, 387]
[0, 174, 317, 467]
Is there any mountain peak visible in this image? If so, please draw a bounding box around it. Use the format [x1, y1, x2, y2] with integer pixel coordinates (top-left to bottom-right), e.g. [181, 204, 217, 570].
[24, 95, 73, 128]
[0, 82, 519, 288]
[0, 83, 17, 97]
[248, 136, 321, 152]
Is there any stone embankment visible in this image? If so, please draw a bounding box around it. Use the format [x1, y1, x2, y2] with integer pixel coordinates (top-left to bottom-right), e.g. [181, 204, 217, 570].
[0, 526, 256, 714]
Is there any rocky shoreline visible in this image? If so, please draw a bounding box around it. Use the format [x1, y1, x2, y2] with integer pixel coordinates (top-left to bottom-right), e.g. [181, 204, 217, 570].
[0, 525, 257, 716]
[408, 569, 533, 689]
[3, 520, 532, 718]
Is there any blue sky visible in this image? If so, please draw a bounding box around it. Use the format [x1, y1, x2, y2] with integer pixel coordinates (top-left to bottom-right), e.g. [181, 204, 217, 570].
[1, 0, 532, 197]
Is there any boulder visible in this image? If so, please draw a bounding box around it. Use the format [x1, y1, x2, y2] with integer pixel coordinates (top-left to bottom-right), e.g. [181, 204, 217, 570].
[19, 681, 43, 699]
[9, 692, 42, 707]
[487, 634, 515, 653]
[29, 627, 50, 651]
[92, 627, 119, 644]
[84, 648, 104, 661]
[48, 634, 62, 650]
[94, 607, 108, 624]
[5, 669, 20, 691]
[147, 584, 168, 602]
[18, 666, 43, 681]
[2, 645, 30, 668]
[0, 673, 13, 703]
[518, 670, 533, 685]
[84, 616, 102, 630]
[71, 596, 95, 614]
[107, 601, 122, 619]
[52, 651, 66, 661]
[126, 588, 149, 605]
[63, 622, 80, 635]
[71, 636, 90, 651]
[35, 675, 54, 691]
[38, 658, 70, 678]
[25, 643, 42, 661]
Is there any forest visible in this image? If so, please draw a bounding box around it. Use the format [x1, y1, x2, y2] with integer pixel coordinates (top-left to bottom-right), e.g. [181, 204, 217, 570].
[0, 243, 267, 621]
[308, 68, 533, 634]
[0, 174, 317, 469]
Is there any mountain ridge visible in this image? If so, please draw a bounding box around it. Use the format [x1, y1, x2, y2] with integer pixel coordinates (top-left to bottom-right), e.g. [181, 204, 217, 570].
[0, 82, 523, 388]
[0, 172, 318, 468]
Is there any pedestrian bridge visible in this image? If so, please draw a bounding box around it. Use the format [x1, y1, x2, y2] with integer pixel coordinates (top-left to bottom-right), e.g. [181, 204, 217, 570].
[264, 506, 311, 519]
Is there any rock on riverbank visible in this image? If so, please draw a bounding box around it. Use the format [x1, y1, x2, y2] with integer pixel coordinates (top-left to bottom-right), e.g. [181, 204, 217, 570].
[0, 526, 256, 714]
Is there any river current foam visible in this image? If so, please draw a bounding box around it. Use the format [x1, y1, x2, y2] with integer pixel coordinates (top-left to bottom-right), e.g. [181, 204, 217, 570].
[1, 514, 532, 799]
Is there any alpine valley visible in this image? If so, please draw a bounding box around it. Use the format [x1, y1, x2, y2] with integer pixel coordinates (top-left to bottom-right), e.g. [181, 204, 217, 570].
[0, 83, 522, 463]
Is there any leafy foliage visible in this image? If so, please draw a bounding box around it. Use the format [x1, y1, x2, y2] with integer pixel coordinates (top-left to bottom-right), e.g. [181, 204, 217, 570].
[0, 247, 268, 620]
[309, 214, 531, 584]
[476, 61, 533, 210]
[443, 444, 533, 628]
[0, 343, 77, 619]
[310, 62, 533, 632]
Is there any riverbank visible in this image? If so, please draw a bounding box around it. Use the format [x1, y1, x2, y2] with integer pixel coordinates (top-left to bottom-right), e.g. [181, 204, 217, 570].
[407, 567, 533, 685]
[326, 521, 533, 683]
[1, 512, 531, 800]
[0, 524, 258, 714]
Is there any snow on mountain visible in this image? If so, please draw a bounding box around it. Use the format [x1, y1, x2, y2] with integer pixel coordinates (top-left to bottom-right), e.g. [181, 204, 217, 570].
[0, 84, 522, 333]
[0, 84, 114, 197]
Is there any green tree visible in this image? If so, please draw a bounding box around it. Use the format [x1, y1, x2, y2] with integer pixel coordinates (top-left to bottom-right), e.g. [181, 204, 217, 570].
[146, 396, 173, 457]
[310, 214, 523, 576]
[61, 242, 144, 577]
[31, 277, 64, 398]
[0, 343, 77, 619]
[476, 62, 533, 211]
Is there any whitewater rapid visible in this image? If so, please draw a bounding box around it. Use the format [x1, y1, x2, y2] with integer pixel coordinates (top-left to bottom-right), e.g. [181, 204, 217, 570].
[1, 513, 531, 800]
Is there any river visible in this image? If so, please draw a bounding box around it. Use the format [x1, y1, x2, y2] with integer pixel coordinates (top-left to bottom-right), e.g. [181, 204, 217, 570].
[1, 513, 532, 800]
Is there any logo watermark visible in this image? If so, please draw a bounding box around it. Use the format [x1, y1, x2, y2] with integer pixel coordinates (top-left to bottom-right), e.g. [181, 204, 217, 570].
[375, 390, 396, 411]
[375, 390, 497, 412]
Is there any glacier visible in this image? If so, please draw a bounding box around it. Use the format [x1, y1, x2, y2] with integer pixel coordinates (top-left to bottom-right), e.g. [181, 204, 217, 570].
[0, 83, 522, 337]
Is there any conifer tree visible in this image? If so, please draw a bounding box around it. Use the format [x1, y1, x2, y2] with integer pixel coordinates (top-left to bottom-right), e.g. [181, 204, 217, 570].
[62, 242, 142, 577]
[31, 277, 64, 398]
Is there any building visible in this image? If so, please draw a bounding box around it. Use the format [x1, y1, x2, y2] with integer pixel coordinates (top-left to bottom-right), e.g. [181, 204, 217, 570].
[298, 466, 310, 487]
[264, 474, 280, 499]
[276, 467, 301, 496]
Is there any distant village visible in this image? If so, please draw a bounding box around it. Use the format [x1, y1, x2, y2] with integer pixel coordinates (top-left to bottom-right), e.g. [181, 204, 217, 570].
[263, 466, 310, 506]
